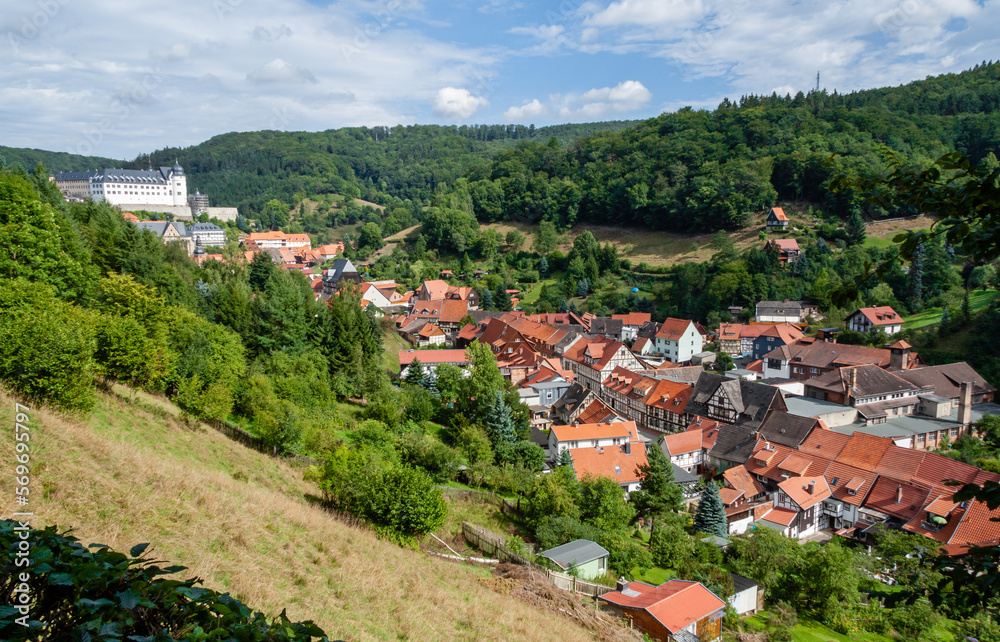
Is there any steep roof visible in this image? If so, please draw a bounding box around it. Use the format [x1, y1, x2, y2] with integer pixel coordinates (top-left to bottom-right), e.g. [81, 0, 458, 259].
[822, 460, 877, 506]
[687, 373, 785, 429]
[764, 340, 899, 370]
[723, 465, 766, 499]
[438, 299, 469, 324]
[770, 238, 800, 251]
[778, 476, 831, 509]
[708, 425, 761, 465]
[420, 279, 450, 300]
[612, 312, 652, 326]
[655, 318, 695, 341]
[865, 477, 932, 521]
[600, 580, 725, 634]
[805, 365, 922, 399]
[768, 207, 789, 221]
[576, 397, 621, 424]
[757, 410, 818, 448]
[799, 429, 851, 459]
[661, 431, 703, 457]
[760, 507, 798, 527]
[836, 433, 894, 470]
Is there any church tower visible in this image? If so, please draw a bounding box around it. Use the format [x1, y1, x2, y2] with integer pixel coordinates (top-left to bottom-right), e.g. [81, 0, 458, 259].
[170, 160, 187, 206]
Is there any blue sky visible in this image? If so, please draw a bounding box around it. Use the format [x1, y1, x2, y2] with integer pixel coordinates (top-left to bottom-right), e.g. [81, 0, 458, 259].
[1, 0, 997, 159]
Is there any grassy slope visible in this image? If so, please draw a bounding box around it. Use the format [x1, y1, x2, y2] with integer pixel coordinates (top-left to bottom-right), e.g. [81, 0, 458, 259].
[0, 388, 597, 641]
[904, 290, 997, 329]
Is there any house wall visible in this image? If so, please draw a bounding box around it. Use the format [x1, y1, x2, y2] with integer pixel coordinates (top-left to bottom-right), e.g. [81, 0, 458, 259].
[669, 451, 702, 473]
[654, 325, 703, 363]
[728, 514, 754, 535]
[569, 557, 607, 580]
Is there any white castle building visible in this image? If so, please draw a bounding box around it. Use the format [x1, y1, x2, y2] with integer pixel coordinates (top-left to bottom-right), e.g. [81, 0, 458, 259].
[88, 162, 188, 208]
[54, 162, 238, 222]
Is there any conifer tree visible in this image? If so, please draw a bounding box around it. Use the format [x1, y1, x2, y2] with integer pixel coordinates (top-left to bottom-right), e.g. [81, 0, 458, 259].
[404, 358, 425, 386]
[484, 390, 517, 457]
[692, 481, 728, 538]
[558, 447, 574, 469]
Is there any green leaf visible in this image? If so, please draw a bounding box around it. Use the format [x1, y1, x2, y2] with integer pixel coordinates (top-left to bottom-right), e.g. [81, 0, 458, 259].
[129, 542, 151, 558]
[48, 572, 75, 586]
[117, 589, 140, 610]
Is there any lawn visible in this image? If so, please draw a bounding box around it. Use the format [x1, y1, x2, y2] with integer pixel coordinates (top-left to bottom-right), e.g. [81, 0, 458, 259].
[903, 290, 996, 329]
[634, 566, 675, 585]
[792, 620, 890, 642]
[521, 274, 561, 305]
[381, 325, 411, 375]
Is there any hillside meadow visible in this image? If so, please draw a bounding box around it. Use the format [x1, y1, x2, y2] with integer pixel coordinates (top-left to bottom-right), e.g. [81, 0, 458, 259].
[0, 387, 600, 641]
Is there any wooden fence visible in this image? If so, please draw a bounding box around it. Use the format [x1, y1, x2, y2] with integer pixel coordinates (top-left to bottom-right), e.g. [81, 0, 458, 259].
[461, 522, 614, 599]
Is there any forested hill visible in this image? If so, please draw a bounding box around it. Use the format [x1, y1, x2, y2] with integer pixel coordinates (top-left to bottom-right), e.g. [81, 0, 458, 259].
[0, 120, 636, 215]
[0, 146, 121, 174]
[4, 62, 999, 231]
[461, 61, 1000, 233]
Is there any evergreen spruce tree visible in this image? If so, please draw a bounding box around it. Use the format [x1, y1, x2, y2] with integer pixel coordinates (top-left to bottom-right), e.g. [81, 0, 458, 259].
[484, 390, 517, 456]
[631, 444, 684, 539]
[482, 288, 494, 310]
[558, 447, 574, 469]
[846, 210, 867, 245]
[404, 358, 425, 386]
[692, 481, 728, 538]
[559, 298, 569, 313]
[576, 279, 589, 297]
[538, 256, 549, 277]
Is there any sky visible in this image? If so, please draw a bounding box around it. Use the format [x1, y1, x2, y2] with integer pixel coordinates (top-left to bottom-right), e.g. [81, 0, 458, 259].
[1, 0, 997, 159]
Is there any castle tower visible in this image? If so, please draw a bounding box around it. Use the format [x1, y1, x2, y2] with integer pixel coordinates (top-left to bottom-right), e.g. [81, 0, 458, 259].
[170, 160, 187, 206]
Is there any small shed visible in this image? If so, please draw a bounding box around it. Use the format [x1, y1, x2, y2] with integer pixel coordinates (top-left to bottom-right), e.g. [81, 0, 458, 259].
[729, 573, 762, 615]
[699, 535, 732, 551]
[540, 539, 610, 580]
[691, 352, 717, 367]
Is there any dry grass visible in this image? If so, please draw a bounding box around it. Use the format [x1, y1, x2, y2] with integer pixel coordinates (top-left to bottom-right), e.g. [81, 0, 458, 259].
[481, 213, 767, 268]
[0, 389, 599, 641]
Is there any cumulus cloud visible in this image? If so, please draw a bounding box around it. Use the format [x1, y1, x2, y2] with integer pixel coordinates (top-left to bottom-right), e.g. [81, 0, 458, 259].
[555, 80, 652, 119]
[247, 59, 317, 84]
[431, 87, 490, 119]
[503, 98, 547, 122]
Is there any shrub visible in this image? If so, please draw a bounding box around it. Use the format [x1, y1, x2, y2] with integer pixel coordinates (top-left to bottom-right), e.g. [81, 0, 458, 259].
[0, 521, 326, 640]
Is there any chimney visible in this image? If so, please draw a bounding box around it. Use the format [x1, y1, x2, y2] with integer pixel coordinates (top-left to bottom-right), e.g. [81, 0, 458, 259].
[624, 441, 631, 455]
[617, 577, 628, 592]
[850, 367, 858, 391]
[806, 481, 815, 495]
[895, 484, 903, 504]
[958, 382, 973, 426]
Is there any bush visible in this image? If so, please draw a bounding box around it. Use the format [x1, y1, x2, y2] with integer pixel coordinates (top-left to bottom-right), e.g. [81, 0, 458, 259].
[0, 521, 326, 640]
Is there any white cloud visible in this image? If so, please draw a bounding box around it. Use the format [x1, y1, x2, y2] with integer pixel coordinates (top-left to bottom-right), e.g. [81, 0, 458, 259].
[247, 59, 317, 84]
[431, 87, 490, 119]
[503, 98, 547, 122]
[556, 80, 652, 119]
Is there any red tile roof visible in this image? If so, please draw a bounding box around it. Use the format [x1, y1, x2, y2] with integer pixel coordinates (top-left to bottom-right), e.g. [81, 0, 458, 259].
[662, 431, 703, 456]
[723, 465, 766, 499]
[612, 312, 652, 326]
[836, 433, 893, 470]
[576, 397, 620, 424]
[873, 445, 926, 482]
[778, 476, 831, 509]
[719, 488, 745, 505]
[600, 581, 725, 634]
[419, 279, 450, 300]
[799, 429, 850, 459]
[768, 207, 789, 221]
[822, 461, 876, 506]
[777, 453, 814, 476]
[760, 507, 797, 526]
[854, 306, 903, 327]
[655, 318, 695, 341]
[865, 477, 932, 521]
[438, 299, 469, 324]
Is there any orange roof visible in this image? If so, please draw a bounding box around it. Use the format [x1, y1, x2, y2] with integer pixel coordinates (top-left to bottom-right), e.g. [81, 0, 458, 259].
[853, 306, 902, 327]
[718, 323, 743, 341]
[570, 443, 648, 485]
[836, 433, 893, 470]
[576, 398, 620, 424]
[601, 581, 725, 634]
[438, 299, 469, 324]
[719, 488, 745, 505]
[398, 349, 468, 366]
[655, 318, 694, 341]
[760, 507, 797, 527]
[122, 212, 140, 223]
[865, 477, 932, 521]
[873, 445, 926, 481]
[551, 421, 636, 443]
[799, 429, 850, 459]
[612, 312, 652, 326]
[769, 207, 789, 221]
[777, 453, 813, 476]
[823, 461, 876, 506]
[420, 279, 450, 300]
[779, 476, 831, 509]
[723, 465, 766, 499]
[643, 379, 693, 413]
[417, 324, 445, 338]
[662, 431, 702, 456]
[771, 238, 799, 251]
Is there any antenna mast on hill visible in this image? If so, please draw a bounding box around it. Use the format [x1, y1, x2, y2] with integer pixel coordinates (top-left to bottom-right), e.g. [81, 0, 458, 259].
[816, 71, 821, 92]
